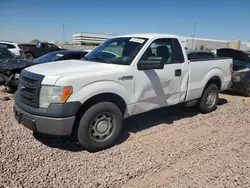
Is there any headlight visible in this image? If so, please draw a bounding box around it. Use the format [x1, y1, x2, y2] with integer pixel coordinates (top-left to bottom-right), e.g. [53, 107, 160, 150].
[39, 85, 73, 108]
[233, 75, 241, 82]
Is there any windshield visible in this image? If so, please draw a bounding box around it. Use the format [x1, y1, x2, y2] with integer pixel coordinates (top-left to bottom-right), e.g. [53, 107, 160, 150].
[84, 37, 148, 65]
[33, 52, 64, 63]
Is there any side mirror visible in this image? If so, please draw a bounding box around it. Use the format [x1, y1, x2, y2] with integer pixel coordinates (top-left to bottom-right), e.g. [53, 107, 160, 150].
[137, 56, 164, 70]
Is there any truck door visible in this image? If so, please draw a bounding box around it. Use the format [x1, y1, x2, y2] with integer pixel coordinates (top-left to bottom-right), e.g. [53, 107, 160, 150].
[36, 43, 47, 57]
[134, 38, 187, 114]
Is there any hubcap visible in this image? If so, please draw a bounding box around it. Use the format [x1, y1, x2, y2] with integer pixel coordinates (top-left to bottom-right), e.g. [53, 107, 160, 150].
[97, 121, 109, 133]
[89, 113, 114, 141]
[206, 91, 216, 108]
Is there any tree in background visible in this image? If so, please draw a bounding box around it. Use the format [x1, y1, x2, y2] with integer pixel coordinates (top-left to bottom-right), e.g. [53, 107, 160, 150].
[200, 45, 205, 50]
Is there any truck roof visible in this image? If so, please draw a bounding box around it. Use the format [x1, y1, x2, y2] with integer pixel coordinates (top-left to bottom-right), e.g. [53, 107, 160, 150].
[112, 33, 178, 39]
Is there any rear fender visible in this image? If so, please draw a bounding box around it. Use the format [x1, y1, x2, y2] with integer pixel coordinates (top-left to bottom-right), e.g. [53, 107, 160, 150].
[202, 68, 223, 88]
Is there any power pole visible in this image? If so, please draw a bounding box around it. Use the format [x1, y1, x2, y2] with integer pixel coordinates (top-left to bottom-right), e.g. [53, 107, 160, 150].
[191, 22, 196, 50]
[63, 23, 65, 44]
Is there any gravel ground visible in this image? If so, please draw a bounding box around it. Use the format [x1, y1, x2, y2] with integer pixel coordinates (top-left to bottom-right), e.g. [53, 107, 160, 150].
[1, 86, 250, 188]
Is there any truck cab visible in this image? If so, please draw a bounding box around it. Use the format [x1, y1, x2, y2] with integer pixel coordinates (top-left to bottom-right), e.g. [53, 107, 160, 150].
[14, 33, 232, 152]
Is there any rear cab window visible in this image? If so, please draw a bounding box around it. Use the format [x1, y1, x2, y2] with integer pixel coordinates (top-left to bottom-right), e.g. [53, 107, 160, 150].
[188, 51, 216, 60]
[187, 53, 196, 60]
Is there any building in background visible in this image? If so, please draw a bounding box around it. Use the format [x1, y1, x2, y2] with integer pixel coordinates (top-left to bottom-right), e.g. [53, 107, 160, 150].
[72, 32, 250, 51]
[179, 36, 228, 50]
[179, 37, 250, 51]
[72, 32, 113, 46]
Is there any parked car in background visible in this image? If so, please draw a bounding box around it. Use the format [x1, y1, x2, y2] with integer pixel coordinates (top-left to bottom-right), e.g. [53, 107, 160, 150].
[186, 50, 216, 60]
[32, 50, 90, 63]
[0, 46, 20, 85]
[0, 41, 25, 57]
[14, 33, 232, 152]
[0, 45, 17, 59]
[19, 42, 62, 60]
[217, 48, 250, 96]
[0, 50, 89, 92]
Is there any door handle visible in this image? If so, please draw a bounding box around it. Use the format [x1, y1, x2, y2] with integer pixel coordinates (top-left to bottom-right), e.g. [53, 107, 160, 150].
[175, 69, 181, 76]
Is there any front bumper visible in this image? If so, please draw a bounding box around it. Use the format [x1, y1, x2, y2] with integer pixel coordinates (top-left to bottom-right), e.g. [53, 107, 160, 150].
[14, 104, 75, 136]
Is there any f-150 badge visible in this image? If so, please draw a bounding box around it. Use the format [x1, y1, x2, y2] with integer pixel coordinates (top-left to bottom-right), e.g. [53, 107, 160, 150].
[118, 75, 133, 81]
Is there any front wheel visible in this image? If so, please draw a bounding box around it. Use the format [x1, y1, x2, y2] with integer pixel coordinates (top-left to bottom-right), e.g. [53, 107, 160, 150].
[76, 102, 123, 152]
[198, 84, 219, 114]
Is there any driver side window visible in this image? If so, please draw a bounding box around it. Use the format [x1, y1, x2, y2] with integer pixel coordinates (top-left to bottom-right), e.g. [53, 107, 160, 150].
[141, 38, 174, 64]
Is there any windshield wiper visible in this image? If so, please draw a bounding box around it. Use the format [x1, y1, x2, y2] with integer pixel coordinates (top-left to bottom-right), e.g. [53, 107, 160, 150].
[85, 57, 112, 64]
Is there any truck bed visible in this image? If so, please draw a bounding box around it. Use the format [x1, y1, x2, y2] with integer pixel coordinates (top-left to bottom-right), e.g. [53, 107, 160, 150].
[185, 57, 232, 102]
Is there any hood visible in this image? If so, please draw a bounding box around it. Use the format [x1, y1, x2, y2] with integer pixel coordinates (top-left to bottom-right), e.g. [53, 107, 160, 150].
[217, 48, 250, 62]
[24, 60, 119, 77]
[0, 59, 34, 71]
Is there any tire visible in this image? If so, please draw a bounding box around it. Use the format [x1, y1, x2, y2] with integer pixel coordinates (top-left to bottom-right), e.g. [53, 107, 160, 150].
[25, 52, 34, 60]
[76, 102, 123, 152]
[7, 85, 17, 94]
[242, 84, 250, 97]
[198, 84, 219, 114]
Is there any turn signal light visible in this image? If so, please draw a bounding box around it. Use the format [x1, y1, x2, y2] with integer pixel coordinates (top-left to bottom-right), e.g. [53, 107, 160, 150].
[61, 86, 73, 103]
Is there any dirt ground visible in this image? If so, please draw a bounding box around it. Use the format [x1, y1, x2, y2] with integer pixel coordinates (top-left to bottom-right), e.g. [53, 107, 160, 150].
[0, 86, 250, 188]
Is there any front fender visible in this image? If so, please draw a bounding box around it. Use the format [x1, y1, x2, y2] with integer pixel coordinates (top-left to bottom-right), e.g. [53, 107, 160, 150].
[67, 80, 132, 105]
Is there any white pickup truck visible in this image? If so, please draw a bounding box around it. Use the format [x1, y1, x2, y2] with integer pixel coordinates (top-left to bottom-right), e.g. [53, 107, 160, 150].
[14, 33, 232, 151]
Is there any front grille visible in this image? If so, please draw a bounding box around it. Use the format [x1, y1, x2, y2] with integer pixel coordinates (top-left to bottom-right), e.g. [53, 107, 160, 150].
[18, 70, 44, 108]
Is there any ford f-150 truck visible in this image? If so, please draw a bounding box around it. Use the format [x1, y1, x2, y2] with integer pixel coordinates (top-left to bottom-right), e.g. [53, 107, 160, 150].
[14, 33, 232, 152]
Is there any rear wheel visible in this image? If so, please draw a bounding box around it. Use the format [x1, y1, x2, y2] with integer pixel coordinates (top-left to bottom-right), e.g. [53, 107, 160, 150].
[76, 102, 123, 152]
[25, 52, 34, 60]
[198, 84, 219, 114]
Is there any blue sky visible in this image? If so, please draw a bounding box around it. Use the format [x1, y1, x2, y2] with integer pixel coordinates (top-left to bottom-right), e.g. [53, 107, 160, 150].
[1, 0, 250, 43]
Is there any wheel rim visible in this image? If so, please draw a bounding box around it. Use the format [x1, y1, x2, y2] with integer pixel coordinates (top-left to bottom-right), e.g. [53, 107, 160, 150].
[26, 53, 33, 60]
[89, 112, 115, 141]
[206, 90, 217, 108]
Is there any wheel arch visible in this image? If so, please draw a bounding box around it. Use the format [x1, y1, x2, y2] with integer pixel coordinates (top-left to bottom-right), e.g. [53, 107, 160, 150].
[204, 76, 222, 91]
[72, 92, 128, 135]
